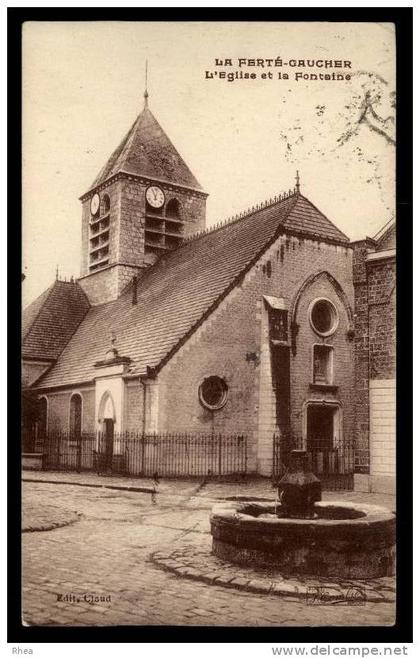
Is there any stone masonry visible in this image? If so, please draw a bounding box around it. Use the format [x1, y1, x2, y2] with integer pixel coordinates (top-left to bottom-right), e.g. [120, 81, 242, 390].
[352, 230, 396, 493]
[79, 175, 207, 306]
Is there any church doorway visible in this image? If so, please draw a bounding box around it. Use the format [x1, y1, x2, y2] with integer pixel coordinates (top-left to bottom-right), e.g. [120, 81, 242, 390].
[304, 402, 352, 489]
[306, 404, 334, 453]
[97, 392, 116, 473]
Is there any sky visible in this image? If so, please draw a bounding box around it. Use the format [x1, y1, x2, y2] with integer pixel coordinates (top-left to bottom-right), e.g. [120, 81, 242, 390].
[22, 21, 395, 307]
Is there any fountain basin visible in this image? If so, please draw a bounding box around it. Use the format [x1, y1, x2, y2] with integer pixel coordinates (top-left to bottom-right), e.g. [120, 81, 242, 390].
[210, 500, 395, 579]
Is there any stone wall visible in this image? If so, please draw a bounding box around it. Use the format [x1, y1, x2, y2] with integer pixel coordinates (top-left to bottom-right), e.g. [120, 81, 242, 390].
[47, 391, 71, 432]
[125, 382, 144, 432]
[158, 232, 354, 475]
[118, 178, 146, 267]
[352, 236, 396, 493]
[367, 259, 396, 379]
[40, 227, 355, 478]
[78, 263, 144, 306]
[289, 272, 354, 446]
[81, 389, 96, 432]
[352, 239, 376, 472]
[44, 387, 95, 434]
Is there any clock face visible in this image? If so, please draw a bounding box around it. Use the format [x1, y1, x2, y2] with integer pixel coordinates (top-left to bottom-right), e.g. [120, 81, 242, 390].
[146, 186, 165, 209]
[90, 193, 100, 216]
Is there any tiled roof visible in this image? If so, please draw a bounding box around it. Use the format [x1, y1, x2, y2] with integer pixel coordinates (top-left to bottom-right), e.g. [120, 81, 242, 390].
[90, 106, 203, 192]
[36, 192, 349, 389]
[22, 281, 90, 361]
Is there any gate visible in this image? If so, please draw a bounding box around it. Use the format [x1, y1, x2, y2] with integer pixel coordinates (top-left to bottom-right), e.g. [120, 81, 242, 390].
[272, 434, 355, 490]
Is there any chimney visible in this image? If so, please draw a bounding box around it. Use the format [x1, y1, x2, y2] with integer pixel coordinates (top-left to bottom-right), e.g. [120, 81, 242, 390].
[132, 275, 138, 305]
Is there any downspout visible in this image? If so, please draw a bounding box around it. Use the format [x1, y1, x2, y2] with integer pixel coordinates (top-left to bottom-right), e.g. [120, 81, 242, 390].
[140, 377, 147, 434]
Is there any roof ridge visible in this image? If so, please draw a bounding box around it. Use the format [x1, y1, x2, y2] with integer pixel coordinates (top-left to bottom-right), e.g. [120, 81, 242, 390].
[90, 116, 138, 190]
[183, 187, 299, 244]
[154, 193, 301, 375]
[291, 194, 350, 242]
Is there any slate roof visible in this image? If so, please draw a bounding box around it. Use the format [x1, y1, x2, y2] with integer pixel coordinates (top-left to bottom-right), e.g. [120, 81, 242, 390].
[22, 281, 90, 361]
[89, 106, 203, 192]
[35, 192, 349, 389]
[22, 285, 52, 342]
[374, 219, 396, 251]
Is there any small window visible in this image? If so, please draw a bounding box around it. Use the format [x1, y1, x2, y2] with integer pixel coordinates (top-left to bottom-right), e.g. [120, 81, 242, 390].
[313, 345, 333, 385]
[309, 298, 338, 337]
[268, 308, 288, 342]
[199, 376, 228, 410]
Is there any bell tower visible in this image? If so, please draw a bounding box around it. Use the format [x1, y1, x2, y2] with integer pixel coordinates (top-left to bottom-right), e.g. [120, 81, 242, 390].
[78, 90, 207, 305]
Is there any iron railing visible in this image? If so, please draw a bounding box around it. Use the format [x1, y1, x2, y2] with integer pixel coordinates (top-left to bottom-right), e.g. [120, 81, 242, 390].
[42, 431, 248, 478]
[272, 433, 356, 490]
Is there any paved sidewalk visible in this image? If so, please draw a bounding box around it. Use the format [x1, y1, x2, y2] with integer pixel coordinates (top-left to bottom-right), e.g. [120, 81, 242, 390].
[22, 469, 396, 511]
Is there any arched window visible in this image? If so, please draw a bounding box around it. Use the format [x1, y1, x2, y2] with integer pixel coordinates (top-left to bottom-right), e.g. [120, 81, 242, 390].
[101, 194, 110, 215]
[166, 198, 180, 219]
[69, 394, 82, 439]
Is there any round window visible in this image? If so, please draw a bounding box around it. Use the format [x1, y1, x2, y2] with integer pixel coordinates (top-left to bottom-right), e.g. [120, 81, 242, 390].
[199, 376, 228, 410]
[309, 298, 338, 336]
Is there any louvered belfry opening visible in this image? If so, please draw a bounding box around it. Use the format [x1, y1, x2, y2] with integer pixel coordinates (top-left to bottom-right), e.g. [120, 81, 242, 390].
[145, 198, 184, 257]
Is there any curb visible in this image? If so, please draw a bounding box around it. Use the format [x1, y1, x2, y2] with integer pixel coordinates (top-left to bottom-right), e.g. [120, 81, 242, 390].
[22, 511, 82, 533]
[22, 477, 156, 495]
[149, 551, 395, 603]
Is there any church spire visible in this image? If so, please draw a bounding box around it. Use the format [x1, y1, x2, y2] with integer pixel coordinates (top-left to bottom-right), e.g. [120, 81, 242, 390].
[144, 60, 149, 108]
[295, 170, 300, 193]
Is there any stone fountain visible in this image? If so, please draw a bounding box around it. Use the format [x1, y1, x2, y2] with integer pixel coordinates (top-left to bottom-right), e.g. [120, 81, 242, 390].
[210, 450, 395, 579]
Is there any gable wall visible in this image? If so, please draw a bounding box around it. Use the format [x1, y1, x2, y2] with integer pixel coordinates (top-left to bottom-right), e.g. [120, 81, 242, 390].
[158, 233, 354, 473]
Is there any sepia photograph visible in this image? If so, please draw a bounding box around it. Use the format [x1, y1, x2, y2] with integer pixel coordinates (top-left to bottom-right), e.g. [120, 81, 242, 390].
[18, 17, 403, 635]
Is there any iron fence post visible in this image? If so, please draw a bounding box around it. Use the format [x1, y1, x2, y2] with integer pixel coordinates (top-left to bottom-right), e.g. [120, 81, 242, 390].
[244, 435, 247, 475]
[76, 436, 81, 473]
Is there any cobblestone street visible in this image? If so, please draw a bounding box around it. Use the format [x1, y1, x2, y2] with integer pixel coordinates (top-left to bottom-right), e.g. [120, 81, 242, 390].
[22, 476, 396, 627]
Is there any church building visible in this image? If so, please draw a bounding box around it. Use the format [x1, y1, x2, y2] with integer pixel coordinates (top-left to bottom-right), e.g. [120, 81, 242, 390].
[22, 91, 394, 491]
